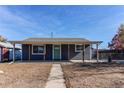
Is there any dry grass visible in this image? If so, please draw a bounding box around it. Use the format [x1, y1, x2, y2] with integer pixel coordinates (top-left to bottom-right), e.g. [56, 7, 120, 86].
[62, 62, 124, 88]
[0, 63, 52, 88]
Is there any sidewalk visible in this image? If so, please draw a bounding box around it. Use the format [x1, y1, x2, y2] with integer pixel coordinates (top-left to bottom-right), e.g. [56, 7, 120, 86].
[45, 64, 66, 88]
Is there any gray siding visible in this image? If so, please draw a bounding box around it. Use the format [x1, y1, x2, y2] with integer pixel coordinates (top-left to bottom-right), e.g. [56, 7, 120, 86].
[69, 44, 91, 60]
[22, 44, 29, 60]
[22, 44, 91, 61]
[45, 44, 52, 60]
[69, 44, 81, 60]
[84, 45, 91, 60]
[61, 44, 68, 60]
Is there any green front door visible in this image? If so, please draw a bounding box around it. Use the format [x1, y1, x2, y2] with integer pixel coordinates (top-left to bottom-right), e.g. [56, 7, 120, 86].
[53, 45, 61, 60]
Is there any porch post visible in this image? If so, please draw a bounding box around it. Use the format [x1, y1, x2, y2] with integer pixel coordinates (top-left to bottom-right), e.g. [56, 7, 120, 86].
[83, 44, 85, 62]
[82, 44, 85, 62]
[29, 45, 30, 61]
[13, 43, 15, 62]
[96, 43, 99, 62]
[52, 44, 54, 61]
[60, 44, 61, 61]
[21, 45, 22, 61]
[44, 45, 46, 61]
[90, 44, 92, 60]
[82, 44, 84, 62]
[68, 44, 70, 60]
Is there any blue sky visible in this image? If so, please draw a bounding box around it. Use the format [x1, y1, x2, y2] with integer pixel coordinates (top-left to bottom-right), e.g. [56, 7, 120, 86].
[0, 5, 124, 48]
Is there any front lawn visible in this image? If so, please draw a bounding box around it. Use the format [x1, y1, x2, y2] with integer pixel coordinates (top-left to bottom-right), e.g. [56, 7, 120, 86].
[62, 63, 124, 88]
[0, 63, 52, 88]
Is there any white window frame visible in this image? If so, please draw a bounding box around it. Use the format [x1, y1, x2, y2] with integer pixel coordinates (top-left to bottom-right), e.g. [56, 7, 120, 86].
[32, 45, 46, 55]
[75, 44, 83, 52]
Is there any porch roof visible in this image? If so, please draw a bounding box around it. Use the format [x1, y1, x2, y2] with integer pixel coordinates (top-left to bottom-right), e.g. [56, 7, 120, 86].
[9, 38, 102, 44]
[0, 41, 21, 49]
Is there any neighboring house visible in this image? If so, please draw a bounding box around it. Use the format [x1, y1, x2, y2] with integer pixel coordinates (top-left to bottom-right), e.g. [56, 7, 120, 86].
[0, 42, 21, 62]
[10, 38, 102, 62]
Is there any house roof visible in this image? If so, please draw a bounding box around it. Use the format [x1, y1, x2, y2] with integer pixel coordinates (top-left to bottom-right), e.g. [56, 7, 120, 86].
[24, 38, 89, 42]
[9, 38, 102, 44]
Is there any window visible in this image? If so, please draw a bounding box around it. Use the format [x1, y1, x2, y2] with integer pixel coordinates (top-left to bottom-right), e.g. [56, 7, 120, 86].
[32, 45, 45, 54]
[75, 44, 83, 52]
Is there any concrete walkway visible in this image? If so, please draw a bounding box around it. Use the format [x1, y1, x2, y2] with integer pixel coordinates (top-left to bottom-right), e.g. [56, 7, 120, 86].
[45, 64, 66, 88]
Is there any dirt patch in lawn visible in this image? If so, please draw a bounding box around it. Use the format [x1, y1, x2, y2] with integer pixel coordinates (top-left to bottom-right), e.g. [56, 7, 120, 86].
[0, 63, 52, 88]
[62, 62, 124, 88]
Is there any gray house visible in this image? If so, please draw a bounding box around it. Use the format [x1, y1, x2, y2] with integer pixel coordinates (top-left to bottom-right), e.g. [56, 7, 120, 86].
[10, 38, 102, 62]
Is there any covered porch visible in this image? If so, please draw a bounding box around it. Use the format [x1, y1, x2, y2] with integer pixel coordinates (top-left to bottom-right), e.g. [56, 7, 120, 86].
[9, 38, 102, 62]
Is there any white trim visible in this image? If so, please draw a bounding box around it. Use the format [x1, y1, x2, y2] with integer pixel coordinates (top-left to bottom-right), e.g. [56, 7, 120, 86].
[52, 44, 61, 60]
[75, 44, 83, 52]
[32, 44, 46, 55]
